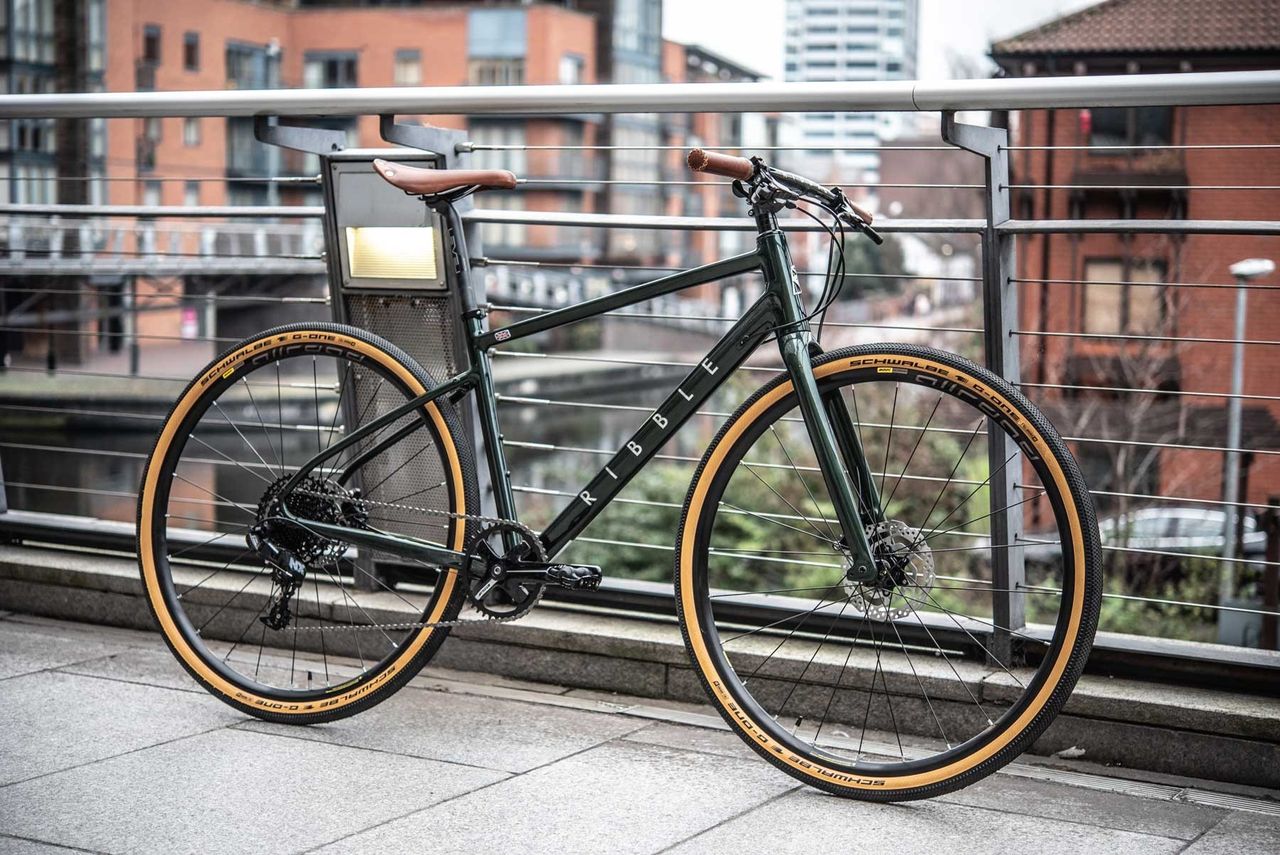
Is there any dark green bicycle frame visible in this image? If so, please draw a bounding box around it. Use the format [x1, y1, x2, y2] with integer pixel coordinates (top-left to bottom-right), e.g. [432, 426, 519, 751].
[281, 203, 885, 582]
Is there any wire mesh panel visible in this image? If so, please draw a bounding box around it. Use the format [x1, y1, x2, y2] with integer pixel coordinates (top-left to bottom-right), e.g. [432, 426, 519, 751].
[340, 292, 460, 538]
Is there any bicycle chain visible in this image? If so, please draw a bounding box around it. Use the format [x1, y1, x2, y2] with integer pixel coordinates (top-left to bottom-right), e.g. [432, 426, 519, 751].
[283, 487, 545, 633]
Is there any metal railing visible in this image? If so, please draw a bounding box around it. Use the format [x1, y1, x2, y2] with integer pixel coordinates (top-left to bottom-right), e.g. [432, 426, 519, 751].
[1, 69, 1278, 689]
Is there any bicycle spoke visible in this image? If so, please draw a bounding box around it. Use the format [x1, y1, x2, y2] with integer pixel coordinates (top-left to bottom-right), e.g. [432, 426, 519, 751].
[186, 433, 273, 487]
[178, 547, 255, 600]
[718, 585, 846, 647]
[886, 615, 951, 748]
[879, 384, 898, 507]
[741, 463, 837, 545]
[882, 393, 941, 513]
[769, 424, 835, 541]
[897, 595, 992, 725]
[213, 400, 277, 480]
[710, 584, 849, 599]
[241, 376, 282, 476]
[720, 500, 835, 545]
[775, 594, 855, 719]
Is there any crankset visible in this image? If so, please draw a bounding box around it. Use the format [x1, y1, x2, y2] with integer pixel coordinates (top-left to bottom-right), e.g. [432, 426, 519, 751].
[466, 522, 602, 620]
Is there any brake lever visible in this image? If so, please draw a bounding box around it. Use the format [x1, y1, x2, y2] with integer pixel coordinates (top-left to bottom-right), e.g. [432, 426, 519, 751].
[858, 220, 885, 246]
[834, 206, 884, 245]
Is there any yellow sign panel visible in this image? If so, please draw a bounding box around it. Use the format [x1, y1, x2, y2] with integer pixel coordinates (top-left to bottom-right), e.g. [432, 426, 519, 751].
[344, 226, 438, 280]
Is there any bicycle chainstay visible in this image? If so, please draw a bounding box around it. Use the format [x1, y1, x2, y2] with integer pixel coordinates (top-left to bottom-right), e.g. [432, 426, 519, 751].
[281, 487, 548, 633]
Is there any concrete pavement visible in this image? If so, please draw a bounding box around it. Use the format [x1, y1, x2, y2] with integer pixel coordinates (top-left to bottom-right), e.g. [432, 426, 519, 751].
[0, 612, 1277, 854]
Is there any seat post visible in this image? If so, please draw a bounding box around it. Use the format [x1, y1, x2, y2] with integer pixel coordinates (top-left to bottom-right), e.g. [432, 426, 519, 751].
[433, 200, 480, 318]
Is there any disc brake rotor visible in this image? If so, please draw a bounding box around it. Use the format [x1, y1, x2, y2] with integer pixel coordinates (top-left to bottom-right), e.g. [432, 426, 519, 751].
[845, 520, 935, 621]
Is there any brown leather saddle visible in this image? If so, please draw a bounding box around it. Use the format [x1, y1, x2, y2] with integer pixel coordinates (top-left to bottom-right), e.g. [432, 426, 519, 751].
[372, 158, 518, 196]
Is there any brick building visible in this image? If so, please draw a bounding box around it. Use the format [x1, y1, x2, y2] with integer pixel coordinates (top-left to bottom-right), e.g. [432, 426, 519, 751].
[991, 0, 1280, 519]
[1, 0, 778, 367]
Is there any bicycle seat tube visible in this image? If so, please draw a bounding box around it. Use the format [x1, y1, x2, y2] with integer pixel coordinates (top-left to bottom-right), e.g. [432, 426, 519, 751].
[754, 204, 882, 582]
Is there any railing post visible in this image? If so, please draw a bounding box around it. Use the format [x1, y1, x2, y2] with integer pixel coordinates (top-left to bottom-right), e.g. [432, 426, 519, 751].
[942, 112, 1027, 665]
[1263, 498, 1279, 651]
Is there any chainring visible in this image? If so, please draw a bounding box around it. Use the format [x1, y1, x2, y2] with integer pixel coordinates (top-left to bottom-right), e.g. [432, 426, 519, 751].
[465, 521, 548, 620]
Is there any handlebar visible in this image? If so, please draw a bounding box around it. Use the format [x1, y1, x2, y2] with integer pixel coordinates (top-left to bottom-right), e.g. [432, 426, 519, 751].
[686, 148, 754, 181]
[687, 148, 882, 244]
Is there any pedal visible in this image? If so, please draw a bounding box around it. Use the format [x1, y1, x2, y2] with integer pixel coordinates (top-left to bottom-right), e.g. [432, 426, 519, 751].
[543, 564, 603, 591]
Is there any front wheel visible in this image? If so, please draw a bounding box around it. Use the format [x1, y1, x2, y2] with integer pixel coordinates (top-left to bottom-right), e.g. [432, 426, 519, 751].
[675, 344, 1101, 800]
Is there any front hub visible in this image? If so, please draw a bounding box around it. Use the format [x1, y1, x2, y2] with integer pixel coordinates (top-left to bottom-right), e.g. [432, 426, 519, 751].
[843, 520, 935, 621]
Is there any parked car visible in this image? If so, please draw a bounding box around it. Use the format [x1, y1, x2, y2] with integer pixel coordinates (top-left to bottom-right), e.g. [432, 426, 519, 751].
[1022, 506, 1267, 566]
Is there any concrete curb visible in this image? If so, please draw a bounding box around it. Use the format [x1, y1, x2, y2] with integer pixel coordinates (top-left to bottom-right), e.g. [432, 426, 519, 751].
[0, 543, 1277, 787]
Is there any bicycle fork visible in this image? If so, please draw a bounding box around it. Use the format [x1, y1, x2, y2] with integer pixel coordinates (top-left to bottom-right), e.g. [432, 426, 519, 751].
[760, 229, 884, 582]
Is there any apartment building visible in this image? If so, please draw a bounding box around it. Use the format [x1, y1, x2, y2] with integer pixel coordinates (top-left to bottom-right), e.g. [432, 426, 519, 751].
[783, 0, 918, 184]
[991, 0, 1280, 512]
[1, 1, 779, 367]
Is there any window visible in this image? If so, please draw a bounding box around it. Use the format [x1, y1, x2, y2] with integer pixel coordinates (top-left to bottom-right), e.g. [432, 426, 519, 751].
[469, 59, 524, 86]
[144, 116, 162, 142]
[142, 180, 162, 207]
[468, 8, 526, 58]
[304, 52, 358, 88]
[1089, 106, 1173, 147]
[183, 117, 201, 146]
[478, 193, 525, 248]
[184, 180, 200, 208]
[393, 49, 421, 86]
[142, 24, 161, 64]
[559, 53, 584, 85]
[1083, 259, 1166, 334]
[469, 123, 526, 173]
[226, 42, 271, 90]
[183, 32, 199, 71]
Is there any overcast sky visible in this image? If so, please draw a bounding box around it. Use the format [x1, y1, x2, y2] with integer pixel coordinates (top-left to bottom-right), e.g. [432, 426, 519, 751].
[662, 0, 1100, 82]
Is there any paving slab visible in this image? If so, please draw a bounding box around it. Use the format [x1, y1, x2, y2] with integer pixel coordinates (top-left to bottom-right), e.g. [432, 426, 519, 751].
[936, 772, 1227, 841]
[314, 739, 797, 855]
[0, 671, 241, 785]
[238, 683, 648, 774]
[1180, 811, 1280, 854]
[54, 647, 208, 694]
[0, 837, 96, 854]
[624, 720, 751, 761]
[0, 729, 506, 855]
[0, 621, 135, 681]
[666, 787, 1187, 855]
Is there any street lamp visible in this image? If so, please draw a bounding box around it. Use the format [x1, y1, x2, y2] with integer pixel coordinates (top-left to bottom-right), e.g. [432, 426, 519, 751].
[1220, 257, 1274, 610]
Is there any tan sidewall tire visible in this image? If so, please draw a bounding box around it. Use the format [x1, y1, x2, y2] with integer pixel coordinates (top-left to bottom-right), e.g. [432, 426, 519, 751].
[137, 324, 474, 721]
[675, 345, 1101, 800]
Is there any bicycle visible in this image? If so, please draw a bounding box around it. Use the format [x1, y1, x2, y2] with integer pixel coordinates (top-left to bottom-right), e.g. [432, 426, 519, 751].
[137, 148, 1101, 801]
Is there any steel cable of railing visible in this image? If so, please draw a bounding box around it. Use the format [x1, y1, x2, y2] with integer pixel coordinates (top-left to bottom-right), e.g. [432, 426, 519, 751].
[2, 76, 1279, 677]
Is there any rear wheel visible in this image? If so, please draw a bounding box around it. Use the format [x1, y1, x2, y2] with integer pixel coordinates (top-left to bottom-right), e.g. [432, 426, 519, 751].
[676, 344, 1101, 800]
[137, 324, 478, 723]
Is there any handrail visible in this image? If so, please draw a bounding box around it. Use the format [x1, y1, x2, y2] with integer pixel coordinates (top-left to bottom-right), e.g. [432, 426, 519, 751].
[0, 70, 1277, 119]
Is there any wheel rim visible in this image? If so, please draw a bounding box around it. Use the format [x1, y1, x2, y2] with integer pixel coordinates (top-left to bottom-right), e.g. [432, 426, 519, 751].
[683, 354, 1089, 784]
[144, 336, 464, 702]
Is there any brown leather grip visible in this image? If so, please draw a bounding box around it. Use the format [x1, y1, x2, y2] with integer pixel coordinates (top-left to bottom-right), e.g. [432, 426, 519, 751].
[687, 148, 754, 181]
[847, 200, 874, 225]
